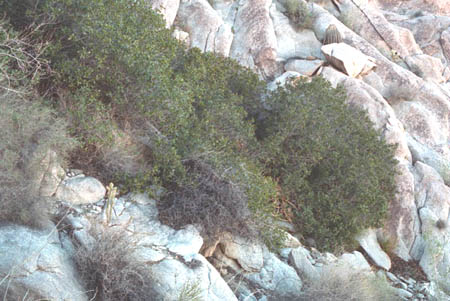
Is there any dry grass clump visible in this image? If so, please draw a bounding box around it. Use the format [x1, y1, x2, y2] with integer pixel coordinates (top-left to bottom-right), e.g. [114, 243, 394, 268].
[74, 223, 159, 301]
[0, 21, 75, 228]
[158, 158, 257, 241]
[0, 279, 47, 301]
[298, 265, 400, 301]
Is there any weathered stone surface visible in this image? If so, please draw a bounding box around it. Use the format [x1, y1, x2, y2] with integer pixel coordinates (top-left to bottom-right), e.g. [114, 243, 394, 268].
[267, 71, 303, 91]
[392, 94, 450, 154]
[408, 135, 450, 185]
[356, 229, 391, 270]
[167, 225, 203, 257]
[230, 0, 280, 79]
[68, 193, 237, 300]
[418, 208, 450, 295]
[413, 161, 450, 217]
[38, 150, 66, 197]
[441, 27, 450, 61]
[386, 14, 450, 62]
[55, 176, 106, 205]
[405, 54, 445, 83]
[148, 0, 180, 27]
[284, 59, 324, 76]
[384, 162, 418, 261]
[311, 4, 450, 158]
[245, 250, 302, 299]
[269, 3, 323, 60]
[408, 162, 450, 295]
[149, 254, 237, 301]
[341, 1, 422, 59]
[336, 251, 371, 272]
[289, 247, 320, 280]
[0, 225, 87, 301]
[220, 233, 264, 272]
[150, 255, 237, 301]
[321, 43, 377, 77]
[177, 0, 233, 56]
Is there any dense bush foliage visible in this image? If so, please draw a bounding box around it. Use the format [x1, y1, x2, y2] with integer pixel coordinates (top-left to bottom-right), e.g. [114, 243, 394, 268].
[259, 77, 398, 251]
[0, 21, 75, 228]
[1, 0, 398, 252]
[39, 0, 281, 245]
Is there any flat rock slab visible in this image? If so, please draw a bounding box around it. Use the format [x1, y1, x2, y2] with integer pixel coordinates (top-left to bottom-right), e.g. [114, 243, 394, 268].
[356, 229, 391, 270]
[321, 43, 376, 78]
[56, 176, 106, 205]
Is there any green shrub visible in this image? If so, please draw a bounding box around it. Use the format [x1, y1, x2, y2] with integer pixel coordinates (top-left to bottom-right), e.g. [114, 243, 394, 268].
[0, 21, 75, 228]
[284, 0, 314, 30]
[42, 0, 282, 245]
[259, 77, 398, 251]
[74, 223, 159, 301]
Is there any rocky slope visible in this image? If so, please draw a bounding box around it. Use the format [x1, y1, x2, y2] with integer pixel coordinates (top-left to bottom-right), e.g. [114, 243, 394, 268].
[1, 0, 450, 300]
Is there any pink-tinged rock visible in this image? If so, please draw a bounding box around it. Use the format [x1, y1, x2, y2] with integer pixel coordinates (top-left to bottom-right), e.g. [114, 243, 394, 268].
[230, 0, 280, 79]
[405, 54, 445, 83]
[441, 27, 450, 61]
[321, 43, 377, 78]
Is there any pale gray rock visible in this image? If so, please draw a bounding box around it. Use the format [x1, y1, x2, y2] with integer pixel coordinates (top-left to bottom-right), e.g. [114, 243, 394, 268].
[356, 229, 392, 270]
[269, 3, 323, 61]
[289, 247, 320, 280]
[55, 176, 105, 205]
[321, 43, 377, 78]
[177, 0, 233, 56]
[221, 233, 264, 272]
[172, 28, 190, 45]
[245, 251, 302, 299]
[336, 251, 371, 272]
[386, 162, 418, 261]
[284, 59, 324, 76]
[230, 0, 280, 79]
[392, 96, 450, 154]
[411, 161, 450, 266]
[210, 0, 238, 25]
[149, 255, 238, 301]
[167, 224, 203, 257]
[148, 0, 180, 27]
[394, 287, 414, 299]
[408, 136, 450, 186]
[281, 232, 302, 249]
[267, 71, 303, 91]
[0, 225, 87, 301]
[413, 161, 450, 217]
[418, 208, 450, 296]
